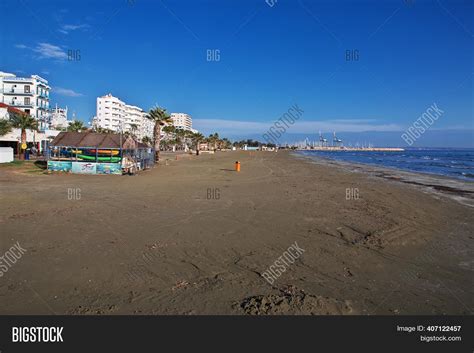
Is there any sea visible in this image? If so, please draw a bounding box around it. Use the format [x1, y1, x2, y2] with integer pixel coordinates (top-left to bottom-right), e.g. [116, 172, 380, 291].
[297, 148, 474, 181]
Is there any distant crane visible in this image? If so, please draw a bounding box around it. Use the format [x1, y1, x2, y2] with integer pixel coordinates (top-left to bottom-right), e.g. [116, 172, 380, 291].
[333, 132, 343, 147]
[305, 137, 310, 148]
[319, 131, 328, 147]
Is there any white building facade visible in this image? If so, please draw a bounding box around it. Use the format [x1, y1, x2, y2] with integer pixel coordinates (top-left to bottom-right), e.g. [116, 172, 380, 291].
[0, 103, 62, 152]
[93, 93, 153, 140]
[0, 72, 50, 129]
[170, 113, 192, 131]
[49, 104, 69, 129]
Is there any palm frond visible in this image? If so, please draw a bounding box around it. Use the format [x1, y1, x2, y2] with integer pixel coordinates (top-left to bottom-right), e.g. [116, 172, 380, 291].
[9, 112, 38, 131]
[0, 119, 12, 136]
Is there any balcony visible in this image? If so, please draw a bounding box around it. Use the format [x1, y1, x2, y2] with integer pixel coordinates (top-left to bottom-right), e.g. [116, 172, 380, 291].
[1, 88, 34, 95]
[9, 101, 34, 108]
[36, 81, 50, 88]
[37, 91, 50, 99]
[2, 77, 33, 84]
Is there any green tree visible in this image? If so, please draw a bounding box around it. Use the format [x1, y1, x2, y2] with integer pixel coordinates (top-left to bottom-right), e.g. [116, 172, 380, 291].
[221, 137, 232, 149]
[9, 112, 38, 159]
[146, 106, 173, 162]
[93, 126, 114, 134]
[183, 130, 195, 151]
[175, 129, 186, 150]
[162, 125, 177, 150]
[191, 132, 205, 155]
[67, 120, 86, 132]
[207, 132, 220, 151]
[129, 123, 138, 139]
[142, 136, 152, 146]
[162, 125, 176, 135]
[0, 119, 12, 136]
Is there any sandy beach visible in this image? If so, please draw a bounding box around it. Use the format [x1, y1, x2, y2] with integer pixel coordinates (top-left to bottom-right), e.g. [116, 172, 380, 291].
[0, 151, 472, 315]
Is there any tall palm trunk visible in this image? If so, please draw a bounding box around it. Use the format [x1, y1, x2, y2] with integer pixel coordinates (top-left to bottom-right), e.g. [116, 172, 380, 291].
[154, 123, 161, 162]
[20, 128, 27, 160]
[146, 106, 172, 163]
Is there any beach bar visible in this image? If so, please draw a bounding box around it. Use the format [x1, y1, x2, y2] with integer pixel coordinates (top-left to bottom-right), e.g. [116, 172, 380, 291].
[47, 131, 154, 175]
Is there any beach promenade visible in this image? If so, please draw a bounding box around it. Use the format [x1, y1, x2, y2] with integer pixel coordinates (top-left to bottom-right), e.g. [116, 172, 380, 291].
[0, 151, 472, 315]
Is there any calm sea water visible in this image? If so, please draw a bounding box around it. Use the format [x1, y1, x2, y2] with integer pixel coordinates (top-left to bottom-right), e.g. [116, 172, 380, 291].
[297, 148, 474, 181]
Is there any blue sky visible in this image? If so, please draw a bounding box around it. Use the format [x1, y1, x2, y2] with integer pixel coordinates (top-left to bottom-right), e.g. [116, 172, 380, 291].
[1, 0, 473, 146]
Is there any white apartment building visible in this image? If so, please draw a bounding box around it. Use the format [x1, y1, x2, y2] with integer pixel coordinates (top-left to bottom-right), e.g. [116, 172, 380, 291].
[171, 113, 192, 131]
[0, 72, 50, 129]
[141, 115, 154, 140]
[93, 93, 153, 140]
[49, 104, 69, 129]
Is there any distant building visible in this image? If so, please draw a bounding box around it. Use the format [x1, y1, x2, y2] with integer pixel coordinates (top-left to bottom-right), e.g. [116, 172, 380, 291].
[0, 102, 59, 153]
[49, 104, 69, 129]
[92, 93, 153, 140]
[171, 112, 192, 131]
[242, 144, 259, 151]
[0, 72, 50, 130]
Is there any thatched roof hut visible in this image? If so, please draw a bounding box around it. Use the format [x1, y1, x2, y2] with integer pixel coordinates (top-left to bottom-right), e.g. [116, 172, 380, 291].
[50, 131, 138, 149]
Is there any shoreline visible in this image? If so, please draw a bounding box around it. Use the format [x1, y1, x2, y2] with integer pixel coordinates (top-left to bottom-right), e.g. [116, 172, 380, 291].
[0, 151, 472, 315]
[296, 147, 405, 152]
[293, 151, 474, 207]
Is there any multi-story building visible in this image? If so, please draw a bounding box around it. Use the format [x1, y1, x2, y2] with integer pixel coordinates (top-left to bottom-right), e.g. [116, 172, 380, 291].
[49, 104, 69, 129]
[170, 113, 192, 131]
[92, 93, 153, 140]
[0, 72, 50, 129]
[140, 114, 154, 140]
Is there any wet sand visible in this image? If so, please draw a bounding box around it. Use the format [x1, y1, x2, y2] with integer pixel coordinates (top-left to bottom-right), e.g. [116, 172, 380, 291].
[0, 151, 472, 315]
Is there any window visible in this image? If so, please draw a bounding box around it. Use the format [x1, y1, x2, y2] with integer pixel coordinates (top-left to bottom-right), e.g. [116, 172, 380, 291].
[24, 85, 30, 93]
[24, 97, 30, 105]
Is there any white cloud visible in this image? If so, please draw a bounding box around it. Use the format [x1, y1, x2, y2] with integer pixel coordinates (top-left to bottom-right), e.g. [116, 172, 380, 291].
[53, 87, 83, 97]
[59, 23, 90, 35]
[15, 44, 27, 49]
[329, 119, 377, 123]
[32, 43, 68, 60]
[193, 118, 402, 134]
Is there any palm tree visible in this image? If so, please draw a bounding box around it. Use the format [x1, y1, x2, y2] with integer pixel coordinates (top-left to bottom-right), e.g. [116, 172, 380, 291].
[183, 130, 194, 151]
[162, 125, 176, 136]
[192, 132, 205, 155]
[162, 125, 176, 151]
[146, 106, 172, 162]
[175, 129, 187, 151]
[208, 132, 220, 151]
[67, 120, 86, 132]
[142, 136, 152, 146]
[93, 126, 114, 134]
[129, 123, 138, 140]
[221, 137, 231, 150]
[9, 112, 38, 159]
[0, 119, 12, 136]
